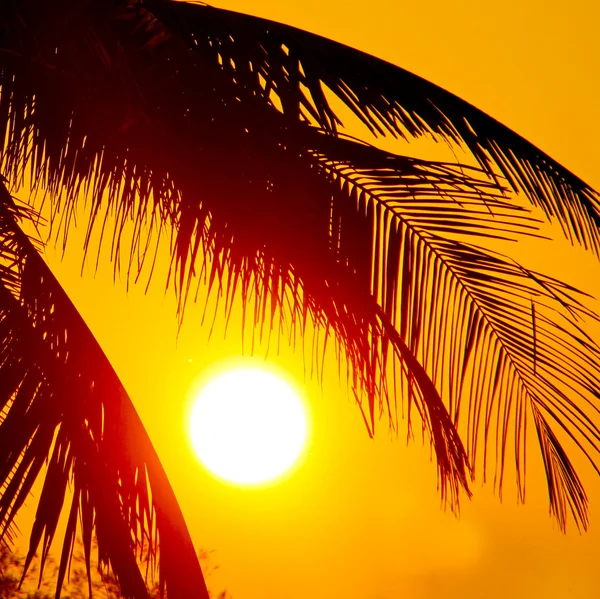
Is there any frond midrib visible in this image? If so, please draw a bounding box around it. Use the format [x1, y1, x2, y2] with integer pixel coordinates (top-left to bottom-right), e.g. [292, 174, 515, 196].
[317, 156, 600, 482]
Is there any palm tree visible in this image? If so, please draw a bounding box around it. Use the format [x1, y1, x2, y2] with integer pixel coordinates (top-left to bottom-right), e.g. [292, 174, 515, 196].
[0, 0, 599, 597]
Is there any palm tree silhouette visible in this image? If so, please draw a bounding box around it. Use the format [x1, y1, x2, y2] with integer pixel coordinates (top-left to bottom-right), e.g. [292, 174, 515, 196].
[1, 1, 599, 598]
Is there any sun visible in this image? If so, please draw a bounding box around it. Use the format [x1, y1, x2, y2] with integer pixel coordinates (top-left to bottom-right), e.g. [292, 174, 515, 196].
[188, 365, 309, 485]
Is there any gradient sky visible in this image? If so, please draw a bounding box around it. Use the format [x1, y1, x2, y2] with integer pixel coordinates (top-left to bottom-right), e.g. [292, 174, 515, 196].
[15, 1, 600, 598]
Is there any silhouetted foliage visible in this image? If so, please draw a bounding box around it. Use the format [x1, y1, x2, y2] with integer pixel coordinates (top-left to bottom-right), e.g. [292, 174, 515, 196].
[0, 1, 599, 598]
[0, 542, 229, 599]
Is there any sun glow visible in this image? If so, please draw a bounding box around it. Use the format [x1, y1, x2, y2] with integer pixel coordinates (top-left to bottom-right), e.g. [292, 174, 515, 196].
[188, 366, 309, 485]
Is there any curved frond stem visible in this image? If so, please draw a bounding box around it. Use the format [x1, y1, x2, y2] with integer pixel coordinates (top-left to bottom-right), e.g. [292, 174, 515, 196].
[309, 151, 600, 529]
[0, 181, 209, 598]
[159, 1, 600, 253]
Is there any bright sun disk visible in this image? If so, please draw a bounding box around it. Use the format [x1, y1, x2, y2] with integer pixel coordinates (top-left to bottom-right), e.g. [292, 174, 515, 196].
[189, 366, 308, 484]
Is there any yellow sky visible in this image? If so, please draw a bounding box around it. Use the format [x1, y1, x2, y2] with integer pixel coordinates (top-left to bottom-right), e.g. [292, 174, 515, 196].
[15, 1, 600, 598]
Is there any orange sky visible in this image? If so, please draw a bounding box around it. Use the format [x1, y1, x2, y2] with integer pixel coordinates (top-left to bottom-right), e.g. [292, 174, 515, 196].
[15, 1, 600, 598]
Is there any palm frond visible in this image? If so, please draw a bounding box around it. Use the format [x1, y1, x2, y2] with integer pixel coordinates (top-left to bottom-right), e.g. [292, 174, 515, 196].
[303, 138, 600, 530]
[155, 1, 600, 253]
[156, 123, 600, 526]
[1, 0, 600, 531]
[0, 180, 209, 599]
